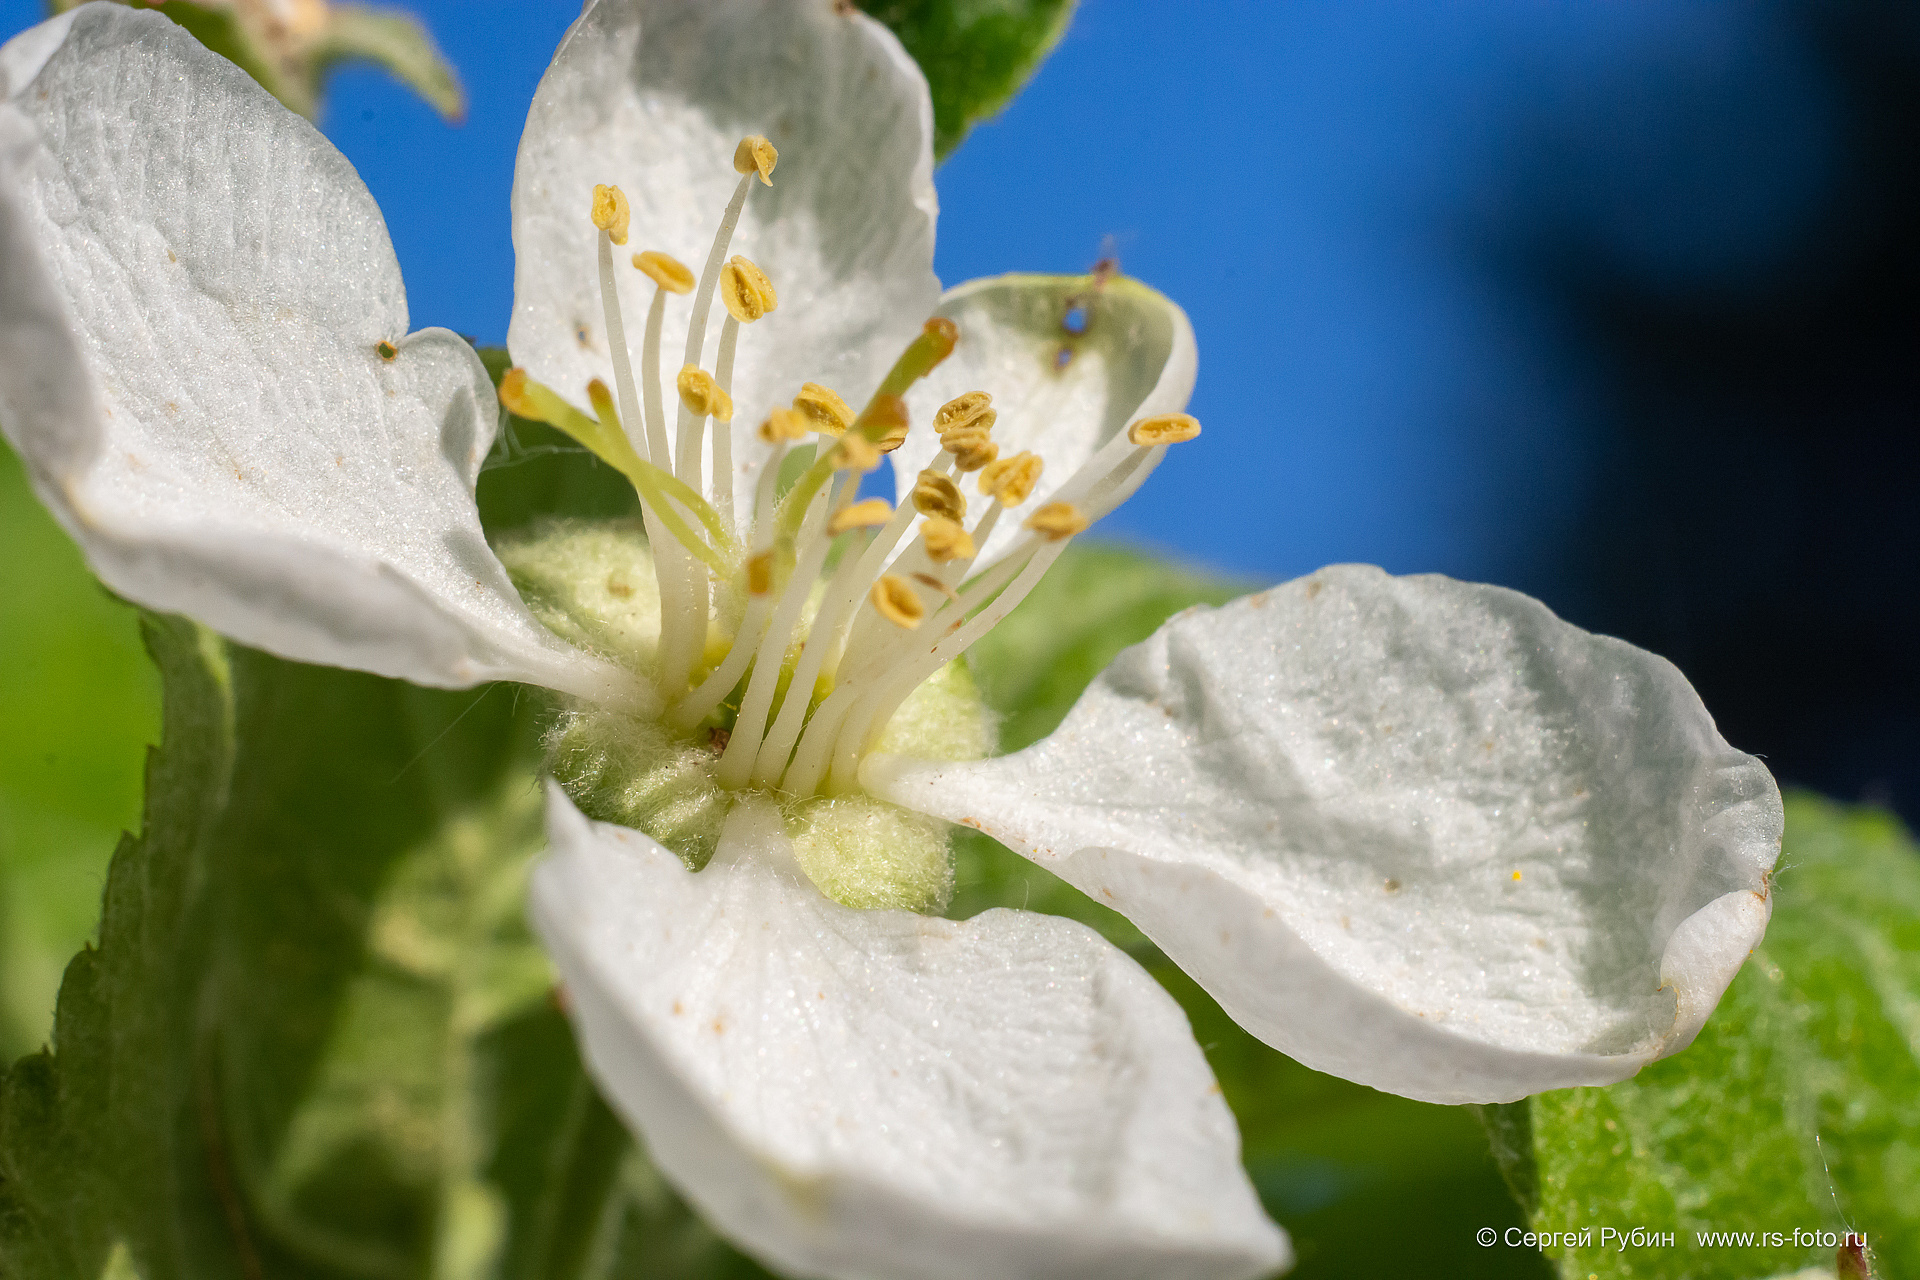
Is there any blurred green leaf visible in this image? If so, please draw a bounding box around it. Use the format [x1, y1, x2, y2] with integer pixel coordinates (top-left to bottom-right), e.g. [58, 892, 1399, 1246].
[965, 540, 1250, 753]
[1513, 794, 1918, 1279]
[956, 543, 1552, 1280]
[0, 612, 779, 1279]
[0, 439, 157, 1061]
[474, 347, 641, 540]
[50, 0, 464, 122]
[861, 0, 1075, 158]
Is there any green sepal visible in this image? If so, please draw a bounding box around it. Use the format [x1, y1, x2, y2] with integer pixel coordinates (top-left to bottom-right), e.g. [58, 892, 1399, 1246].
[52, 0, 464, 123]
[861, 0, 1077, 159]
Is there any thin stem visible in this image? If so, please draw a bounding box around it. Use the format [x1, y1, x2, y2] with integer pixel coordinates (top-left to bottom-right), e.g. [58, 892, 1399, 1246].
[595, 231, 642, 445]
[639, 286, 671, 467]
[714, 480, 835, 790]
[713, 317, 739, 536]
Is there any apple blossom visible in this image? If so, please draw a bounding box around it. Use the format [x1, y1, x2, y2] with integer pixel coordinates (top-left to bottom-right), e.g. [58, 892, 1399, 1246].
[0, 3, 1781, 1279]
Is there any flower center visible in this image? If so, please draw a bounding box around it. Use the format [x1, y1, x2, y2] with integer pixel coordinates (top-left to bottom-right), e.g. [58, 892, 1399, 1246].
[500, 136, 1198, 848]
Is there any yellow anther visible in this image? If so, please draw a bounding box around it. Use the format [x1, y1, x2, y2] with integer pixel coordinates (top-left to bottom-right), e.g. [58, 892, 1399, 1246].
[586, 378, 619, 425]
[934, 390, 995, 437]
[677, 366, 735, 422]
[832, 433, 882, 474]
[911, 470, 966, 521]
[871, 575, 924, 629]
[863, 393, 910, 453]
[827, 498, 894, 536]
[720, 255, 777, 323]
[1025, 501, 1089, 541]
[945, 431, 999, 473]
[920, 517, 975, 564]
[633, 250, 694, 293]
[979, 451, 1044, 506]
[498, 367, 540, 419]
[746, 550, 775, 596]
[758, 407, 810, 443]
[590, 184, 631, 246]
[734, 134, 778, 185]
[793, 382, 854, 436]
[1128, 412, 1202, 446]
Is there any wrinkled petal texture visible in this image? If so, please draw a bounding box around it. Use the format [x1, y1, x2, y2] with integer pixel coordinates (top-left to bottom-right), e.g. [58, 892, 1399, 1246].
[0, 8, 624, 699]
[871, 566, 1782, 1104]
[532, 788, 1287, 1280]
[893, 274, 1197, 567]
[510, 0, 941, 524]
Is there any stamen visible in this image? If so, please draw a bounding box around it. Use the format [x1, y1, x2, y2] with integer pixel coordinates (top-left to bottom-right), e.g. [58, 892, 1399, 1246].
[746, 550, 775, 595]
[832, 434, 882, 475]
[590, 183, 631, 245]
[934, 391, 995, 436]
[919, 517, 974, 563]
[664, 142, 767, 696]
[945, 431, 998, 472]
[733, 134, 778, 186]
[720, 255, 777, 323]
[827, 498, 895, 536]
[633, 250, 694, 293]
[501, 369, 733, 575]
[863, 394, 911, 453]
[794, 382, 855, 436]
[978, 451, 1043, 506]
[911, 470, 965, 521]
[1129, 412, 1201, 445]
[871, 575, 924, 629]
[759, 407, 810, 442]
[712, 320, 742, 534]
[714, 479, 837, 789]
[677, 366, 735, 422]
[1026, 501, 1089, 540]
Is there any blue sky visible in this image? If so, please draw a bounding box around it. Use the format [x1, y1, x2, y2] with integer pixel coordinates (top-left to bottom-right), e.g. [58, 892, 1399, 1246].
[1, 0, 1834, 588]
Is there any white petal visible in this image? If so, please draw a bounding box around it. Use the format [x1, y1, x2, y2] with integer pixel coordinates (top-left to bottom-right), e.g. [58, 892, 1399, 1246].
[509, 0, 941, 524]
[531, 788, 1287, 1280]
[0, 9, 635, 704]
[892, 274, 1197, 566]
[869, 565, 1782, 1105]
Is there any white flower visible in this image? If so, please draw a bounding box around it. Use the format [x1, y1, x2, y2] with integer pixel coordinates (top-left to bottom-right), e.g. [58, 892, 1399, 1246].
[0, 4, 1782, 1280]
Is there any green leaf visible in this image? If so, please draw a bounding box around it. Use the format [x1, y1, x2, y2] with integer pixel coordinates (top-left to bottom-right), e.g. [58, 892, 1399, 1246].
[1515, 794, 1918, 1279]
[861, 0, 1076, 158]
[0, 438, 158, 1061]
[0, 613, 234, 1280]
[955, 543, 1552, 1280]
[0, 612, 778, 1279]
